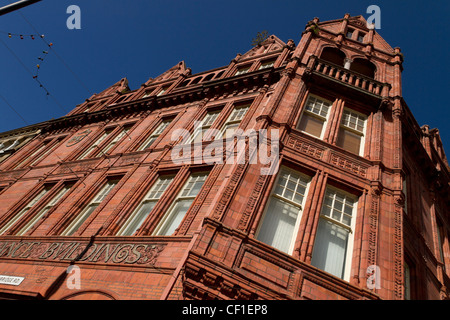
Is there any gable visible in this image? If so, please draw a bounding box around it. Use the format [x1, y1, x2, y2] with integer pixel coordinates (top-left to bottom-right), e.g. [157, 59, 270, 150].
[239, 35, 286, 60]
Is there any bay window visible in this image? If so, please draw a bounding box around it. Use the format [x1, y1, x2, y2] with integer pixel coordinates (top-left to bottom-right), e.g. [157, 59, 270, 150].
[311, 187, 357, 280]
[256, 168, 310, 254]
[336, 109, 367, 155]
[297, 95, 331, 139]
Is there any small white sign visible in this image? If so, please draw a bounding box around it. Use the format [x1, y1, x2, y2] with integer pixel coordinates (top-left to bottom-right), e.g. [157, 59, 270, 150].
[0, 275, 24, 286]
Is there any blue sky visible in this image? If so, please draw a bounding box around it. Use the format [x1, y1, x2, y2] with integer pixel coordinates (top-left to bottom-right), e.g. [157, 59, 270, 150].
[0, 0, 449, 154]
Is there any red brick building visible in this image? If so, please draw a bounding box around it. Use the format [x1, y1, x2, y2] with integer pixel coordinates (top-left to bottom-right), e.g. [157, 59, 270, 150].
[0, 14, 448, 300]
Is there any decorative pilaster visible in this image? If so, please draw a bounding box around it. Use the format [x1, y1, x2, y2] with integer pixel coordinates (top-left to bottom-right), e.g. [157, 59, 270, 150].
[393, 192, 405, 300]
[298, 170, 328, 263]
[392, 100, 403, 169]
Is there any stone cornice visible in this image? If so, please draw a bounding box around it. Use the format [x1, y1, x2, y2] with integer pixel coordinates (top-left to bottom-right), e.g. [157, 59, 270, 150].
[36, 67, 283, 134]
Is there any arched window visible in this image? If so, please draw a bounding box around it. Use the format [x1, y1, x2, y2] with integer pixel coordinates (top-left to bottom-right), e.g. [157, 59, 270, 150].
[190, 77, 203, 85]
[350, 58, 376, 79]
[179, 79, 191, 88]
[320, 47, 346, 67]
[214, 70, 225, 79]
[203, 73, 215, 82]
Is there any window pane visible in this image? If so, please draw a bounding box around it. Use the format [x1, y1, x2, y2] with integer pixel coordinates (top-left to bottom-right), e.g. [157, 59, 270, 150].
[298, 114, 324, 138]
[94, 180, 117, 203]
[203, 112, 220, 127]
[119, 201, 157, 236]
[229, 106, 249, 122]
[311, 219, 350, 279]
[101, 127, 131, 155]
[154, 173, 208, 236]
[336, 128, 362, 154]
[16, 184, 73, 235]
[157, 199, 192, 236]
[140, 136, 157, 151]
[305, 96, 330, 118]
[154, 120, 171, 135]
[62, 180, 118, 235]
[404, 262, 411, 300]
[63, 205, 98, 236]
[340, 110, 366, 133]
[223, 123, 239, 139]
[235, 67, 250, 76]
[119, 176, 173, 236]
[321, 189, 355, 227]
[274, 169, 308, 205]
[259, 60, 275, 70]
[138, 120, 171, 151]
[0, 186, 53, 235]
[256, 197, 300, 253]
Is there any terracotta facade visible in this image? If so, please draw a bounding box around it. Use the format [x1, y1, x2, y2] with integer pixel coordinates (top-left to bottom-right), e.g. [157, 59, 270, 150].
[0, 14, 448, 300]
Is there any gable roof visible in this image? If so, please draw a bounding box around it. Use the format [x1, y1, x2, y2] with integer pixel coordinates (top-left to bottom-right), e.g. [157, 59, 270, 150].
[318, 15, 394, 54]
[146, 61, 189, 85]
[239, 34, 287, 60]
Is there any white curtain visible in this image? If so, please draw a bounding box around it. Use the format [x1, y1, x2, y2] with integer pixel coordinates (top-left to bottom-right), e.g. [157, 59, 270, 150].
[311, 218, 349, 279]
[119, 201, 157, 236]
[158, 199, 192, 236]
[257, 197, 299, 254]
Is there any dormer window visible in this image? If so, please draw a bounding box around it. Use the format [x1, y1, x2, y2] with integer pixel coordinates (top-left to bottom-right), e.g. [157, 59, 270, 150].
[346, 28, 354, 39]
[157, 86, 168, 97]
[258, 59, 275, 70]
[357, 32, 366, 43]
[235, 66, 250, 76]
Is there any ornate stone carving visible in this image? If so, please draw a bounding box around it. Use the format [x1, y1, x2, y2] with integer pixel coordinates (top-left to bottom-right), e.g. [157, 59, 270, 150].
[286, 136, 324, 159]
[0, 240, 166, 266]
[330, 152, 368, 178]
[237, 173, 267, 232]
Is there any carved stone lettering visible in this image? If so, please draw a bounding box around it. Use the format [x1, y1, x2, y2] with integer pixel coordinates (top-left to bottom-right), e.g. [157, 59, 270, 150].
[0, 241, 166, 266]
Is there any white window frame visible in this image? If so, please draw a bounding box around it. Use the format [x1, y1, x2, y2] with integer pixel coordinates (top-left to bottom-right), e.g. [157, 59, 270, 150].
[235, 66, 250, 76]
[156, 87, 168, 97]
[16, 183, 73, 236]
[311, 186, 358, 281]
[117, 176, 174, 236]
[0, 185, 54, 235]
[98, 125, 131, 155]
[297, 94, 331, 140]
[77, 128, 114, 160]
[61, 179, 119, 236]
[258, 59, 275, 70]
[153, 172, 208, 236]
[188, 110, 221, 144]
[337, 108, 367, 156]
[15, 138, 60, 169]
[217, 104, 250, 139]
[255, 167, 311, 255]
[137, 119, 172, 151]
[0, 139, 19, 153]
